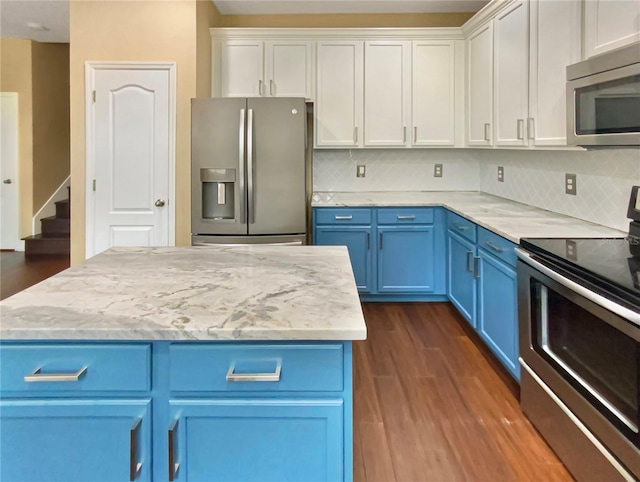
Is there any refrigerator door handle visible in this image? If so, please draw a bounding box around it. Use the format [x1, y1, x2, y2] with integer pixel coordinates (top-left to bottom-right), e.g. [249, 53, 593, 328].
[238, 108, 246, 224]
[247, 108, 255, 224]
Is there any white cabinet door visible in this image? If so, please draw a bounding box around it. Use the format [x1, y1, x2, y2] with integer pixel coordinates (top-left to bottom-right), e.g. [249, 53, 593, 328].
[529, 0, 581, 146]
[412, 41, 456, 146]
[584, 0, 640, 58]
[220, 40, 264, 97]
[316, 41, 364, 147]
[364, 41, 411, 147]
[265, 41, 314, 100]
[467, 22, 494, 146]
[494, 0, 529, 147]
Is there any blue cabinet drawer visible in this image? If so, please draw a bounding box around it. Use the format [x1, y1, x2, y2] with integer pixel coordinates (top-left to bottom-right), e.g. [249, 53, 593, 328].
[447, 211, 477, 243]
[478, 227, 517, 267]
[377, 207, 434, 225]
[170, 343, 344, 392]
[0, 344, 151, 394]
[315, 208, 371, 225]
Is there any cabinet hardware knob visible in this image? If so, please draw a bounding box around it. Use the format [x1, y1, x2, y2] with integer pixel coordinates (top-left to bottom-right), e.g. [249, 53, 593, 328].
[155, 199, 166, 207]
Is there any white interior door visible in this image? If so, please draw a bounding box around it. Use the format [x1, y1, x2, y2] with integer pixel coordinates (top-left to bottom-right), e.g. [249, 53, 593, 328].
[0, 92, 20, 250]
[87, 63, 175, 258]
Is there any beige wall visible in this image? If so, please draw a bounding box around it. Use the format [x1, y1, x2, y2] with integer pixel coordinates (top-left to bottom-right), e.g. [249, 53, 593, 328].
[0, 38, 34, 239]
[70, 0, 198, 264]
[218, 12, 474, 28]
[196, 0, 222, 97]
[31, 42, 70, 212]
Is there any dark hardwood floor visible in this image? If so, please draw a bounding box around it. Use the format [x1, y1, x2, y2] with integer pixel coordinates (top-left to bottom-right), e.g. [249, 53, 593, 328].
[0, 251, 69, 301]
[354, 302, 573, 482]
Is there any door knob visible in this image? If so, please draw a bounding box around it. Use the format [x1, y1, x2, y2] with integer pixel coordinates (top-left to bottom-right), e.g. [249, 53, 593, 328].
[155, 199, 165, 207]
[3, 179, 12, 184]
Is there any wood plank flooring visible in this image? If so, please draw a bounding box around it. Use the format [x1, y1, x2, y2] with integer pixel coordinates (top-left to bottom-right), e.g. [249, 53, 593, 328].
[0, 251, 69, 301]
[354, 302, 573, 482]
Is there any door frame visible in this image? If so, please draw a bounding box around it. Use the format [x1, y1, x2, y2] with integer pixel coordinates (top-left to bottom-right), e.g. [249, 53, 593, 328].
[0, 92, 22, 251]
[85, 61, 176, 259]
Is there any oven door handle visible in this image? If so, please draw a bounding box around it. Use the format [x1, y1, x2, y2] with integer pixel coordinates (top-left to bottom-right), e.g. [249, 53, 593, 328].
[515, 247, 640, 327]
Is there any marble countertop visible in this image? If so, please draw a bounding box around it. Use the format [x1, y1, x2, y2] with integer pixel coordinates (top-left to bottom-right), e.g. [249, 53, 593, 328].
[312, 191, 626, 243]
[0, 246, 367, 341]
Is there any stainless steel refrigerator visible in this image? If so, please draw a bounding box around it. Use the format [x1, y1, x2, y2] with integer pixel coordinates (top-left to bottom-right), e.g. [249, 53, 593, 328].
[191, 97, 312, 245]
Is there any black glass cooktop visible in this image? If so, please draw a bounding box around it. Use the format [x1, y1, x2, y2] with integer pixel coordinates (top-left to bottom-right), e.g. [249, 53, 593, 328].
[520, 237, 640, 309]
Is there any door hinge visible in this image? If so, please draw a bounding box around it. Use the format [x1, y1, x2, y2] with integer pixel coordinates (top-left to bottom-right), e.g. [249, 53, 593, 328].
[92, 179, 96, 191]
[92, 90, 96, 103]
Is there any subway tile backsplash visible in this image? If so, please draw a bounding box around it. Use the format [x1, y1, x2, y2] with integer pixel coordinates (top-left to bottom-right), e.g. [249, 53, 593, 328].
[313, 147, 640, 232]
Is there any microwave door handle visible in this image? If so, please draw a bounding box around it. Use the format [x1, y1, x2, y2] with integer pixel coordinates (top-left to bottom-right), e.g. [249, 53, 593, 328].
[239, 108, 246, 224]
[247, 108, 255, 224]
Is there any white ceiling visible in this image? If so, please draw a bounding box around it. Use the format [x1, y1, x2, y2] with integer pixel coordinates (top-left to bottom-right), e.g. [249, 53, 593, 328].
[0, 0, 69, 43]
[213, 1, 490, 15]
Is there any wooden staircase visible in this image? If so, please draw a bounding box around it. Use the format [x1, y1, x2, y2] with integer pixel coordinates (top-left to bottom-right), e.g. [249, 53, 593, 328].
[23, 188, 70, 257]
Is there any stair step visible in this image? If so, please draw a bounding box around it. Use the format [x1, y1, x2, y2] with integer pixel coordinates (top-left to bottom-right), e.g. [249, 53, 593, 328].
[23, 234, 70, 257]
[41, 216, 70, 238]
[55, 199, 70, 219]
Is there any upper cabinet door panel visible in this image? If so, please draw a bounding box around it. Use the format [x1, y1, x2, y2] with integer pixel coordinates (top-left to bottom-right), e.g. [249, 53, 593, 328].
[364, 41, 411, 146]
[494, 0, 529, 147]
[316, 41, 364, 147]
[266, 41, 314, 100]
[412, 41, 456, 146]
[467, 22, 494, 146]
[221, 40, 264, 97]
[584, 0, 640, 58]
[529, 0, 581, 146]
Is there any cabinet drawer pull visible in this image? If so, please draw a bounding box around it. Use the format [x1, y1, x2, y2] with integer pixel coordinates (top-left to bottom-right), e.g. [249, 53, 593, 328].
[517, 119, 525, 140]
[258, 79, 263, 96]
[366, 232, 370, 250]
[24, 366, 87, 382]
[379, 233, 383, 249]
[334, 215, 353, 220]
[414, 126, 417, 143]
[226, 363, 281, 382]
[484, 123, 491, 142]
[466, 251, 474, 273]
[527, 117, 535, 140]
[452, 223, 469, 231]
[130, 418, 142, 481]
[474, 256, 481, 279]
[485, 241, 505, 253]
[397, 215, 415, 220]
[270, 79, 274, 96]
[403, 126, 407, 143]
[168, 419, 180, 482]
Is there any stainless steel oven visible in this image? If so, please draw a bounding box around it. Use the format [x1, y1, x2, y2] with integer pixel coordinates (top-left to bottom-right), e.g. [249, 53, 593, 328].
[567, 41, 640, 146]
[517, 246, 640, 481]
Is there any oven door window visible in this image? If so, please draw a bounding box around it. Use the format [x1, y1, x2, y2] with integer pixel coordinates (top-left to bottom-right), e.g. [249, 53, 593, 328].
[531, 281, 639, 436]
[575, 74, 640, 135]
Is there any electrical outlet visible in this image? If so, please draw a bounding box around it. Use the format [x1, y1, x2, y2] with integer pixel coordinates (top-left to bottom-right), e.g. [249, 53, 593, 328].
[565, 173, 577, 195]
[434, 164, 443, 178]
[498, 166, 504, 182]
[566, 240, 578, 261]
[356, 165, 366, 178]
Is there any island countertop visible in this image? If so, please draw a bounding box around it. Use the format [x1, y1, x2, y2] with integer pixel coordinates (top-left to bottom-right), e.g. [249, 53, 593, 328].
[0, 246, 367, 341]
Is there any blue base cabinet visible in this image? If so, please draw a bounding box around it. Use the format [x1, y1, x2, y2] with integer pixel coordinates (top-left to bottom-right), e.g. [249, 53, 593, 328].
[447, 215, 478, 328]
[313, 207, 446, 300]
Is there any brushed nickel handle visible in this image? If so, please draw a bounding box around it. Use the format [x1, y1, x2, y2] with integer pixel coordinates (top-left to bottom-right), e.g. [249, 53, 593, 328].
[366, 232, 370, 250]
[485, 241, 505, 253]
[484, 123, 490, 142]
[3, 179, 12, 184]
[24, 366, 87, 382]
[453, 223, 469, 231]
[226, 363, 281, 382]
[517, 119, 524, 140]
[155, 199, 165, 207]
[270, 79, 274, 96]
[413, 126, 417, 144]
[466, 251, 474, 273]
[354, 126, 358, 143]
[258, 79, 263, 96]
[168, 419, 179, 481]
[239, 108, 246, 224]
[527, 117, 535, 140]
[247, 109, 255, 224]
[334, 215, 353, 220]
[130, 418, 142, 481]
[397, 215, 415, 220]
[473, 256, 481, 279]
[403, 126, 407, 143]
[379, 232, 383, 249]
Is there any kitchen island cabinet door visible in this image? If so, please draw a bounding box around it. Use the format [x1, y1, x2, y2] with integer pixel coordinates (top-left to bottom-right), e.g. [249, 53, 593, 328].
[0, 399, 151, 482]
[169, 400, 344, 482]
[315, 226, 373, 293]
[448, 230, 477, 328]
[477, 249, 519, 380]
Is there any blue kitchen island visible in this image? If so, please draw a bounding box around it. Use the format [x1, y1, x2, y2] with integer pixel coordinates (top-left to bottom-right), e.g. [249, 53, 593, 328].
[0, 246, 367, 482]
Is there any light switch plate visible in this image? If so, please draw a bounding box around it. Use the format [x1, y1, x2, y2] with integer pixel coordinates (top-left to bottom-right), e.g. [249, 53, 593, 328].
[356, 165, 366, 178]
[566, 173, 577, 195]
[498, 166, 504, 182]
[434, 164, 443, 178]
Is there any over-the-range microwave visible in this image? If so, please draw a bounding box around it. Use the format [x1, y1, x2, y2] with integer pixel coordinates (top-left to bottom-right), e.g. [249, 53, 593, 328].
[567, 41, 640, 146]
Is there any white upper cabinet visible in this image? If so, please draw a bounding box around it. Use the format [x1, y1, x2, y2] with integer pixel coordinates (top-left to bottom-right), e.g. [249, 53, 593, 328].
[265, 41, 314, 99]
[364, 41, 411, 147]
[467, 22, 494, 146]
[220, 40, 264, 97]
[316, 41, 364, 147]
[529, 0, 581, 146]
[584, 0, 640, 58]
[494, 0, 530, 147]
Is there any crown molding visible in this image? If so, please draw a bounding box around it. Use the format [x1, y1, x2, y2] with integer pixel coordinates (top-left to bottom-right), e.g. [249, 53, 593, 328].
[210, 27, 465, 41]
[461, 0, 515, 35]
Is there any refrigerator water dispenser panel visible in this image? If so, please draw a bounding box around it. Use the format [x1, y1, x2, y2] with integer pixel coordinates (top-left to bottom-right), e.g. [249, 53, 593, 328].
[201, 168, 235, 220]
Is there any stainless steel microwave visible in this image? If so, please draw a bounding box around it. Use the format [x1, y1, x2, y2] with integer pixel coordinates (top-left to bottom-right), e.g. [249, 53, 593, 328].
[567, 42, 640, 146]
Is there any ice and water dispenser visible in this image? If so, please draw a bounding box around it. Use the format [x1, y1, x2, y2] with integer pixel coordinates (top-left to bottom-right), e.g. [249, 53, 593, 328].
[201, 168, 235, 220]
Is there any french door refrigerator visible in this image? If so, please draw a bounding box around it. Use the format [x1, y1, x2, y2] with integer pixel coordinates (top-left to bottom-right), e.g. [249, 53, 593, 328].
[191, 97, 311, 245]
